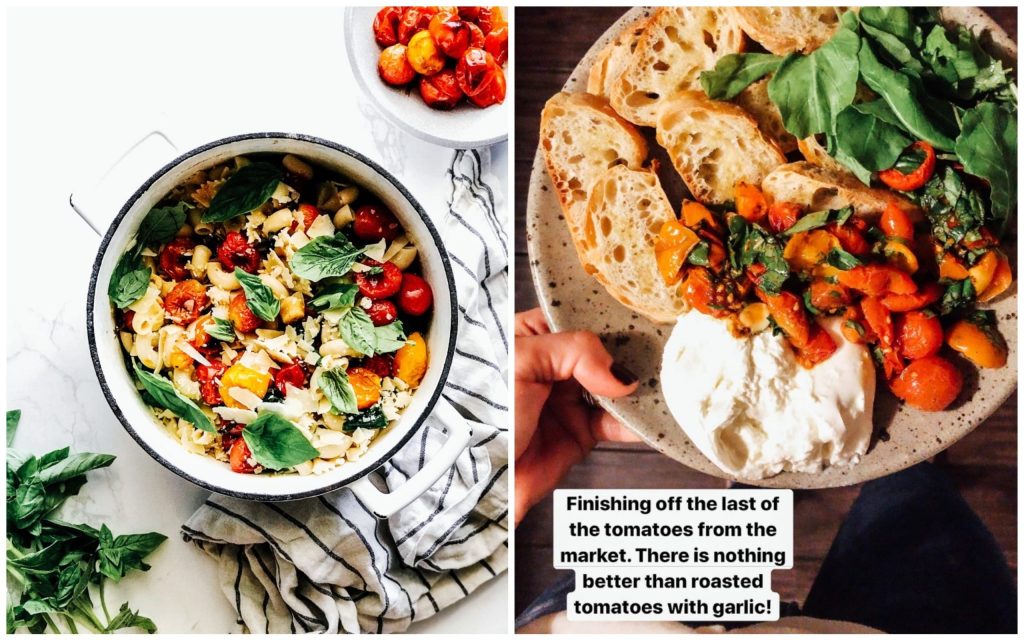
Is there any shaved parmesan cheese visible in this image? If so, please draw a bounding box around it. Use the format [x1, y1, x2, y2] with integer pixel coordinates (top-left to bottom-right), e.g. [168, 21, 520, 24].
[362, 239, 387, 262]
[382, 234, 409, 261]
[271, 181, 297, 204]
[238, 349, 277, 374]
[213, 406, 258, 424]
[228, 387, 263, 411]
[178, 341, 212, 367]
[306, 215, 336, 238]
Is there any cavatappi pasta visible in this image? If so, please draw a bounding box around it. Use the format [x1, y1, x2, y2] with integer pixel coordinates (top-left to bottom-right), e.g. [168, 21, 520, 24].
[109, 153, 435, 475]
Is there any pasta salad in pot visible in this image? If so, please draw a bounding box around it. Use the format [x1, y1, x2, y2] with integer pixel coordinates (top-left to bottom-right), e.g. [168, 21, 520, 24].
[108, 153, 434, 475]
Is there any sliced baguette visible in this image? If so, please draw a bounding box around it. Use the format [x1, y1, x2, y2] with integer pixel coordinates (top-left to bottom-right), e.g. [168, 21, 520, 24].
[587, 18, 649, 99]
[540, 92, 648, 268]
[582, 165, 688, 323]
[733, 77, 798, 154]
[609, 7, 745, 127]
[729, 7, 842, 54]
[797, 135, 856, 176]
[761, 162, 922, 220]
[656, 91, 785, 205]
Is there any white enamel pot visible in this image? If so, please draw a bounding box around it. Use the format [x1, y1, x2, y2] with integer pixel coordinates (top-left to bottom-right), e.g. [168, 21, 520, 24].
[84, 132, 471, 515]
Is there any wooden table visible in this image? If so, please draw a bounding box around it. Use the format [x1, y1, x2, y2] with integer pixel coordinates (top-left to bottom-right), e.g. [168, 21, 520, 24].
[514, 6, 1018, 615]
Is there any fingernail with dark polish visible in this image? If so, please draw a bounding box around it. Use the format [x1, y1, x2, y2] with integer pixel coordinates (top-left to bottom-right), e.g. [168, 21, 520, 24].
[610, 362, 638, 385]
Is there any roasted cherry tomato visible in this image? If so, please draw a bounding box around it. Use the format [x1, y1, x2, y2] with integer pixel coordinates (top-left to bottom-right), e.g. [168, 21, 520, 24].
[473, 6, 505, 34]
[880, 282, 942, 312]
[758, 289, 811, 348]
[827, 223, 870, 255]
[767, 202, 802, 234]
[465, 21, 486, 48]
[878, 141, 936, 191]
[407, 30, 446, 76]
[165, 279, 208, 326]
[734, 182, 768, 223]
[367, 299, 399, 326]
[356, 260, 403, 299]
[654, 219, 700, 285]
[229, 439, 257, 474]
[373, 6, 403, 47]
[455, 48, 506, 107]
[807, 278, 851, 313]
[860, 296, 894, 346]
[838, 264, 917, 297]
[289, 203, 320, 234]
[353, 204, 401, 242]
[484, 25, 508, 66]
[428, 10, 471, 58]
[889, 355, 962, 411]
[683, 267, 728, 318]
[120, 309, 136, 329]
[895, 310, 943, 360]
[274, 361, 308, 395]
[217, 231, 260, 273]
[361, 354, 395, 379]
[397, 6, 435, 44]
[378, 44, 417, 86]
[220, 363, 272, 408]
[197, 360, 226, 406]
[348, 367, 383, 410]
[228, 292, 262, 333]
[880, 201, 915, 241]
[398, 273, 434, 316]
[796, 323, 838, 368]
[946, 316, 1008, 369]
[841, 305, 874, 344]
[419, 68, 464, 109]
[158, 237, 195, 281]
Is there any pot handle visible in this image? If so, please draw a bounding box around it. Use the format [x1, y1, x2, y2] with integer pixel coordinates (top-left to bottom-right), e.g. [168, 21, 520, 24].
[349, 399, 473, 519]
[70, 127, 180, 237]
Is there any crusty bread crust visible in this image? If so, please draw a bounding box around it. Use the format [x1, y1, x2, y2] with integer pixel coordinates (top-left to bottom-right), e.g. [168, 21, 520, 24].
[609, 7, 745, 127]
[587, 18, 649, 99]
[656, 91, 786, 205]
[761, 161, 923, 220]
[729, 7, 842, 54]
[733, 77, 798, 154]
[582, 165, 689, 323]
[797, 135, 856, 176]
[540, 92, 648, 271]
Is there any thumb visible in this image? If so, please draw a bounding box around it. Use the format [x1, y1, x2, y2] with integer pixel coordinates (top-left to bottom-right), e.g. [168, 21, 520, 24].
[516, 331, 639, 398]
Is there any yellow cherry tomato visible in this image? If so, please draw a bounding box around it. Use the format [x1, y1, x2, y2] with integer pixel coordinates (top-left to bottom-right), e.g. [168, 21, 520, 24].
[406, 30, 445, 76]
[219, 363, 272, 408]
[393, 332, 428, 387]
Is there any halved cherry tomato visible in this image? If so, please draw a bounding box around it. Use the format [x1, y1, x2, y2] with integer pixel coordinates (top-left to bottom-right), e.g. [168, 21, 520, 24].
[937, 250, 970, 281]
[455, 48, 506, 107]
[839, 264, 917, 296]
[682, 200, 720, 231]
[165, 279, 208, 326]
[398, 273, 433, 315]
[882, 239, 919, 274]
[378, 43, 417, 85]
[361, 354, 395, 379]
[484, 25, 508, 66]
[880, 282, 942, 312]
[946, 317, 1008, 368]
[796, 324, 837, 367]
[895, 310, 943, 360]
[289, 204, 320, 234]
[372, 6, 402, 47]
[968, 250, 999, 295]
[348, 367, 382, 410]
[228, 292, 262, 333]
[419, 68, 464, 109]
[757, 289, 811, 348]
[880, 201, 915, 241]
[734, 182, 768, 223]
[841, 305, 875, 344]
[978, 252, 1013, 302]
[158, 237, 195, 281]
[683, 267, 729, 318]
[827, 223, 871, 255]
[217, 231, 260, 273]
[356, 260, 403, 299]
[860, 296, 894, 346]
[428, 10, 471, 58]
[878, 345, 906, 381]
[197, 360, 226, 406]
[767, 202, 803, 234]
[229, 439, 257, 474]
[807, 278, 851, 313]
[878, 141, 936, 191]
[367, 299, 398, 325]
[353, 204, 401, 242]
[654, 219, 700, 285]
[274, 361, 308, 395]
[889, 355, 962, 411]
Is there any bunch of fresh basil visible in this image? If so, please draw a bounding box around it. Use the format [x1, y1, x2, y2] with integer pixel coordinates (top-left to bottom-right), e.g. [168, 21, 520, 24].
[700, 7, 1016, 236]
[7, 410, 165, 634]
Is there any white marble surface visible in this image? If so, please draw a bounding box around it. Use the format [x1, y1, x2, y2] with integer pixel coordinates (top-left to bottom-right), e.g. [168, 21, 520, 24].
[7, 6, 508, 634]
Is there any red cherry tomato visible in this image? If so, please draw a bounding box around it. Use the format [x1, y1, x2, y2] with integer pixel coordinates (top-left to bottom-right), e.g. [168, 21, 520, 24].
[289, 203, 320, 234]
[397, 6, 435, 44]
[880, 201, 915, 241]
[228, 292, 262, 333]
[419, 68, 464, 109]
[158, 237, 195, 281]
[895, 310, 944, 360]
[217, 231, 260, 273]
[197, 360, 226, 406]
[484, 25, 508, 66]
[372, 6, 402, 47]
[164, 279, 208, 326]
[465, 21, 485, 49]
[361, 354, 395, 379]
[356, 260, 403, 299]
[473, 6, 505, 35]
[766, 202, 802, 234]
[878, 141, 936, 192]
[353, 204, 402, 242]
[274, 362, 308, 395]
[889, 355, 962, 411]
[428, 11, 471, 58]
[397, 273, 433, 316]
[229, 439, 257, 474]
[378, 44, 417, 86]
[456, 48, 506, 107]
[367, 299, 399, 326]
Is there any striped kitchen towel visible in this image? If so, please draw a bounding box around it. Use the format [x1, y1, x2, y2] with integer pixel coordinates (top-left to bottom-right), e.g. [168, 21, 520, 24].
[182, 148, 508, 634]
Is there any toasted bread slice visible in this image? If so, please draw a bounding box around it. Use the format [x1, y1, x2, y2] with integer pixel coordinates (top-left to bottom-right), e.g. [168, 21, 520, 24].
[609, 7, 745, 127]
[729, 7, 842, 54]
[582, 165, 688, 323]
[761, 162, 922, 220]
[656, 91, 786, 205]
[540, 92, 648, 266]
[733, 78, 798, 154]
[587, 18, 649, 98]
[797, 135, 856, 176]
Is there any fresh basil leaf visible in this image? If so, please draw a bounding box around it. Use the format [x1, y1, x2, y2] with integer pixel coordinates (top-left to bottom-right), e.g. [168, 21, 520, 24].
[289, 234, 365, 282]
[940, 278, 975, 315]
[38, 453, 116, 485]
[784, 207, 854, 236]
[727, 217, 789, 294]
[309, 282, 359, 311]
[203, 162, 281, 223]
[857, 6, 924, 74]
[338, 306, 377, 355]
[7, 409, 21, 446]
[768, 26, 861, 138]
[205, 317, 237, 342]
[234, 268, 280, 322]
[955, 102, 1016, 238]
[52, 560, 91, 608]
[242, 412, 319, 470]
[686, 241, 710, 266]
[138, 202, 189, 245]
[6, 542, 66, 575]
[374, 320, 408, 354]
[700, 53, 782, 100]
[343, 405, 389, 432]
[10, 476, 47, 529]
[38, 447, 70, 470]
[105, 603, 158, 634]
[915, 167, 987, 244]
[108, 251, 151, 309]
[824, 247, 862, 270]
[97, 524, 167, 582]
[133, 362, 214, 433]
[833, 101, 914, 182]
[319, 368, 359, 415]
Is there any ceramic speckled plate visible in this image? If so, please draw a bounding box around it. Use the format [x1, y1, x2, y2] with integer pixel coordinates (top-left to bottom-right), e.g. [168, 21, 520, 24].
[527, 7, 1018, 489]
[344, 6, 508, 149]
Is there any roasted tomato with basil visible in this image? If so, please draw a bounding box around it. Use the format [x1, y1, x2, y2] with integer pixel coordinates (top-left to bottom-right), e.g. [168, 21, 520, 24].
[217, 231, 259, 273]
[164, 279, 208, 326]
[455, 48, 506, 107]
[419, 68, 464, 109]
[158, 237, 195, 281]
[228, 292, 262, 333]
[356, 260, 403, 299]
